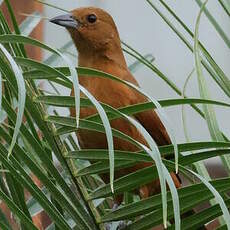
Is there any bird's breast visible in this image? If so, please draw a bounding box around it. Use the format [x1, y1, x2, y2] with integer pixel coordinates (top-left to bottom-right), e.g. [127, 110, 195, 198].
[70, 74, 147, 150]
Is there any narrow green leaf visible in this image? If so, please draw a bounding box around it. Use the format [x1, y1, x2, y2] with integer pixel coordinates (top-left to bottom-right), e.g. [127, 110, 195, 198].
[0, 34, 81, 130]
[122, 41, 183, 96]
[79, 85, 115, 193]
[194, 0, 230, 174]
[88, 165, 159, 200]
[4, 172, 32, 228]
[0, 34, 58, 54]
[0, 208, 12, 230]
[60, 54, 80, 129]
[216, 224, 228, 230]
[182, 68, 213, 209]
[124, 180, 230, 230]
[19, 12, 42, 36]
[35, 0, 69, 13]
[101, 178, 230, 222]
[168, 199, 230, 229]
[196, 0, 230, 49]
[4, 0, 26, 57]
[146, 0, 230, 99]
[189, 171, 230, 228]
[47, 116, 141, 148]
[67, 150, 151, 162]
[35, 95, 230, 110]
[0, 70, 2, 117]
[128, 54, 155, 73]
[181, 69, 195, 143]
[0, 144, 71, 230]
[55, 66, 179, 173]
[67, 149, 230, 176]
[1, 99, 92, 230]
[44, 41, 74, 65]
[77, 160, 135, 177]
[0, 189, 38, 230]
[0, 44, 26, 157]
[66, 141, 230, 162]
[218, 0, 230, 17]
[123, 115, 169, 227]
[15, 57, 71, 84]
[35, 95, 230, 127]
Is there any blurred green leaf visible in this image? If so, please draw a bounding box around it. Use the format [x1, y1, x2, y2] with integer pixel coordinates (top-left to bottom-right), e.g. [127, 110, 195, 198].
[0, 208, 12, 230]
[128, 54, 155, 73]
[196, 0, 230, 49]
[218, 0, 230, 16]
[101, 178, 230, 222]
[0, 189, 37, 230]
[19, 12, 42, 36]
[0, 44, 26, 157]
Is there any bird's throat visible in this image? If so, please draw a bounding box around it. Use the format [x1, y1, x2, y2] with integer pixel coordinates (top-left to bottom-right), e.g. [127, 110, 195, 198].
[78, 44, 127, 76]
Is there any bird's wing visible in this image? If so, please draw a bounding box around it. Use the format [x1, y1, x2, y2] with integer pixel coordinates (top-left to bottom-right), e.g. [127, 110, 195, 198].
[134, 109, 171, 146]
[123, 70, 171, 146]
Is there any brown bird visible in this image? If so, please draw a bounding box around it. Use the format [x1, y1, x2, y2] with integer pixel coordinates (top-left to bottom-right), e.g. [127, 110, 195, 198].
[50, 7, 181, 205]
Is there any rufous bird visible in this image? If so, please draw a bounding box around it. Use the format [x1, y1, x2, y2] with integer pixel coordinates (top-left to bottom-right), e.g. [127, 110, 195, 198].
[50, 7, 181, 205]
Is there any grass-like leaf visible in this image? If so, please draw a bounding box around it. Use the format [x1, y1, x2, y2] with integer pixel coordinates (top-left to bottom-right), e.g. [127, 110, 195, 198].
[35, 95, 230, 122]
[0, 70, 2, 118]
[0, 208, 12, 230]
[188, 170, 230, 228]
[0, 44, 26, 157]
[0, 34, 81, 135]
[218, 0, 230, 16]
[53, 65, 179, 173]
[169, 199, 230, 229]
[0, 99, 92, 229]
[196, 0, 230, 49]
[79, 85, 115, 193]
[194, 0, 230, 164]
[101, 178, 230, 222]
[147, 0, 230, 98]
[35, 0, 69, 13]
[128, 54, 155, 73]
[19, 11, 42, 36]
[15, 57, 71, 84]
[0, 189, 37, 230]
[44, 40, 74, 65]
[123, 115, 169, 228]
[0, 143, 71, 230]
[66, 148, 230, 175]
[1, 2, 230, 229]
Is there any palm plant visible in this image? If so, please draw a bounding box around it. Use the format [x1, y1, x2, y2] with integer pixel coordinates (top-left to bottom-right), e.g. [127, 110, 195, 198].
[0, 0, 230, 229]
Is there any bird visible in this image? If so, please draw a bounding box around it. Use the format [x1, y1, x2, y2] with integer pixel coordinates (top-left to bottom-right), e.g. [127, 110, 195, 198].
[50, 7, 181, 206]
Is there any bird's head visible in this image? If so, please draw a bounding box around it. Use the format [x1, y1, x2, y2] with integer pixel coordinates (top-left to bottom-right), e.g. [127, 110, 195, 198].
[50, 7, 121, 55]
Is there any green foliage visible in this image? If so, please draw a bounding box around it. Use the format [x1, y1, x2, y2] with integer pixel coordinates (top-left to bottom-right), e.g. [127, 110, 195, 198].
[0, 1, 230, 230]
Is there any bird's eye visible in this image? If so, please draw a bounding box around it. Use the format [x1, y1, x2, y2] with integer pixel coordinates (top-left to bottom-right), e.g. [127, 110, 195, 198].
[87, 14, 97, 23]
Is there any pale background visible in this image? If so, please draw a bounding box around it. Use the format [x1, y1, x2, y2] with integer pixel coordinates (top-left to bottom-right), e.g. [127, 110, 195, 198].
[43, 0, 230, 148]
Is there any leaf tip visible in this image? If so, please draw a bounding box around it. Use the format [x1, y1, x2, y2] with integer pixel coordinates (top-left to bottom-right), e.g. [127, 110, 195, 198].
[7, 148, 13, 159]
[163, 220, 167, 229]
[111, 182, 114, 194]
[76, 116, 80, 129]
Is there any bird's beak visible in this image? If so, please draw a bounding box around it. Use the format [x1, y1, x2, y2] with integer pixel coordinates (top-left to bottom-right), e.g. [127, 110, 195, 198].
[49, 14, 79, 29]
